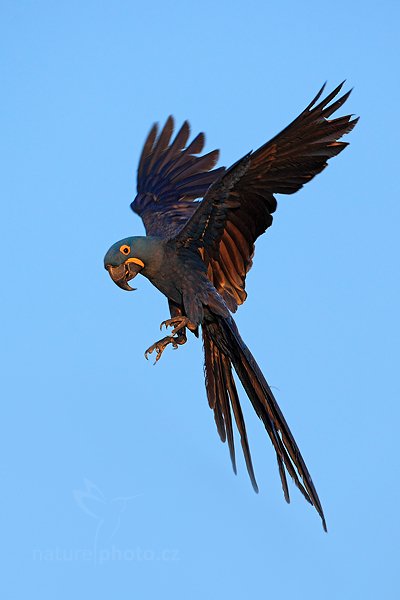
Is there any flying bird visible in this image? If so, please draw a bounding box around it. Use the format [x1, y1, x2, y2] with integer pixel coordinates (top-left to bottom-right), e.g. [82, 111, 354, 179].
[104, 83, 358, 531]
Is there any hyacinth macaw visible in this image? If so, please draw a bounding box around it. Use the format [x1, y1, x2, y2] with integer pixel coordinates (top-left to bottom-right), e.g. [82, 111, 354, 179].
[104, 83, 358, 530]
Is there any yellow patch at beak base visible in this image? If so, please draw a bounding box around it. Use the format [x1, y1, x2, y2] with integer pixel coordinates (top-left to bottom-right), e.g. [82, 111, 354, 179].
[125, 257, 145, 268]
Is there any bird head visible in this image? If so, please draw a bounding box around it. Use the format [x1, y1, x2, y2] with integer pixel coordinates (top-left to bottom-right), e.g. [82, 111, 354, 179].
[104, 237, 145, 291]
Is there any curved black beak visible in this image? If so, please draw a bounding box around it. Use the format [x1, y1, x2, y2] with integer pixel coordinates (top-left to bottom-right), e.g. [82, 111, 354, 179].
[105, 261, 142, 291]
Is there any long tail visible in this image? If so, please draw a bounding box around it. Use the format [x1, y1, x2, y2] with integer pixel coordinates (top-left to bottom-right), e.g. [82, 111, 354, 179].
[202, 313, 327, 531]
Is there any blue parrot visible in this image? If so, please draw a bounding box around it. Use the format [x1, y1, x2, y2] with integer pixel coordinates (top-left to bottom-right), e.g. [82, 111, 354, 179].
[104, 83, 358, 530]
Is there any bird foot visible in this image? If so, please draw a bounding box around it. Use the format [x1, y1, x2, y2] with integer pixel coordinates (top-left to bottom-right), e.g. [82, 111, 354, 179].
[160, 316, 196, 336]
[144, 332, 187, 364]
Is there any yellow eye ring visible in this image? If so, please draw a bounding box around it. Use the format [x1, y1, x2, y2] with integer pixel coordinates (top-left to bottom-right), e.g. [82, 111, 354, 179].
[120, 244, 131, 255]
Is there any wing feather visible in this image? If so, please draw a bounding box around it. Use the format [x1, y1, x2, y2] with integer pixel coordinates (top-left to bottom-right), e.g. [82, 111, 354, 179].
[133, 84, 357, 311]
[206, 84, 358, 310]
[132, 118, 224, 237]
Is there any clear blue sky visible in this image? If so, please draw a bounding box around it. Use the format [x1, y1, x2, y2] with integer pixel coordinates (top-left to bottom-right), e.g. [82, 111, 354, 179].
[2, 1, 399, 598]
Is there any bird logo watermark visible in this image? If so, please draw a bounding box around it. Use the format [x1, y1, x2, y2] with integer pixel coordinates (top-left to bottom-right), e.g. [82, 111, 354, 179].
[32, 479, 179, 564]
[73, 479, 142, 561]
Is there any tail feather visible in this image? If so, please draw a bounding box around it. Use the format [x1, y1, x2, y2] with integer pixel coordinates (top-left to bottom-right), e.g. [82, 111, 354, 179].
[221, 353, 258, 492]
[229, 338, 311, 504]
[203, 329, 226, 443]
[202, 314, 327, 531]
[228, 344, 297, 505]
[203, 327, 258, 491]
[215, 351, 237, 474]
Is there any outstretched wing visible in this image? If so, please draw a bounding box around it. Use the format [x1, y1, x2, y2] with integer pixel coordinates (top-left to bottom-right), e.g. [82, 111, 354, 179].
[130, 117, 225, 238]
[131, 84, 358, 311]
[199, 82, 358, 311]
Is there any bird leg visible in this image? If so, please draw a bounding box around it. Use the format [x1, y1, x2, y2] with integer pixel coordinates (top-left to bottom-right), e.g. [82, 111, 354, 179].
[160, 316, 197, 336]
[145, 302, 194, 364]
[144, 330, 187, 364]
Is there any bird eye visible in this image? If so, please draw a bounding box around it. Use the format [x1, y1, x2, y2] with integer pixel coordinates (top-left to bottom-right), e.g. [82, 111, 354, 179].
[120, 244, 130, 255]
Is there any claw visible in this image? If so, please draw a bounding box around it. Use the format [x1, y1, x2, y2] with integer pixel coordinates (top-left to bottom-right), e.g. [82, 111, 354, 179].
[158, 316, 195, 336]
[144, 331, 187, 364]
[144, 335, 177, 364]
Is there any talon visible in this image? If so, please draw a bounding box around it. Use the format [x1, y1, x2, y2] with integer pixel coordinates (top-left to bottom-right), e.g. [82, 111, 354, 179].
[159, 316, 195, 336]
[144, 331, 187, 363]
